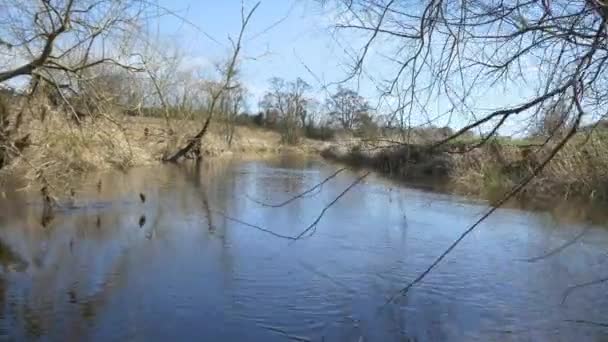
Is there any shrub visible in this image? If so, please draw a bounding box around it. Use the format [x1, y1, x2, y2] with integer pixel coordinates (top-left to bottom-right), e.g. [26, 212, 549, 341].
[304, 124, 335, 141]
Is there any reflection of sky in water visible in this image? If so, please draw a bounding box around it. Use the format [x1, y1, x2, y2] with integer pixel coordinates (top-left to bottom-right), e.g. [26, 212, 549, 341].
[0, 157, 606, 341]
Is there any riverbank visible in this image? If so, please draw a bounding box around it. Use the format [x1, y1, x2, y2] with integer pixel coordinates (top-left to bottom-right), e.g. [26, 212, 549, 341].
[321, 132, 608, 202]
[1, 114, 329, 195]
[3, 103, 608, 203]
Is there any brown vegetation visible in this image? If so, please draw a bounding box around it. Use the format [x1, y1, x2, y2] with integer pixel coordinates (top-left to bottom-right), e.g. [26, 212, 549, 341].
[322, 131, 608, 202]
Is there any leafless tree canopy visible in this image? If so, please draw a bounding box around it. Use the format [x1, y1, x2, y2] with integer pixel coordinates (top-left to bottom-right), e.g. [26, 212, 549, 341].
[0, 0, 147, 86]
[326, 85, 370, 129]
[325, 0, 607, 145]
[259, 77, 314, 143]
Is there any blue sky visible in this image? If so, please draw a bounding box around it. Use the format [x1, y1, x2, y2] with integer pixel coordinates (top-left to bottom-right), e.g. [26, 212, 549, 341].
[149, 0, 541, 134]
[154, 0, 356, 106]
[0, 0, 554, 134]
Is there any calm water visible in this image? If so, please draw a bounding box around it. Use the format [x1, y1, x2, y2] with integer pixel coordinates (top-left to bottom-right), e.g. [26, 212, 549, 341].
[0, 156, 607, 341]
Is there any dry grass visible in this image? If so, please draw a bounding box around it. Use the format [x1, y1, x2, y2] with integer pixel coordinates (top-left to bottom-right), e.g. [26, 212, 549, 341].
[322, 131, 608, 202]
[1, 106, 327, 196]
[450, 133, 608, 200]
[5, 94, 606, 203]
[7, 114, 154, 195]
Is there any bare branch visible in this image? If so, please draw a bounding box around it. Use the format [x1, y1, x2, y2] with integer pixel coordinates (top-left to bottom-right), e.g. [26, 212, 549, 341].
[163, 2, 261, 162]
[294, 172, 370, 240]
[246, 168, 347, 207]
[563, 277, 608, 304]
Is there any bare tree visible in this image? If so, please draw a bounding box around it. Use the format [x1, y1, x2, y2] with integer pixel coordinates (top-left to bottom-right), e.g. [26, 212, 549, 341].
[0, 0, 146, 85]
[326, 86, 370, 130]
[260, 77, 313, 143]
[0, 0, 149, 173]
[324, 0, 606, 144]
[140, 48, 184, 129]
[291, 77, 312, 128]
[217, 83, 247, 146]
[163, 1, 260, 162]
[534, 99, 571, 137]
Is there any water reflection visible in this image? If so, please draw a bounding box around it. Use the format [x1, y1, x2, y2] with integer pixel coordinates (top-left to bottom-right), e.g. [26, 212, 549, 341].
[0, 156, 606, 341]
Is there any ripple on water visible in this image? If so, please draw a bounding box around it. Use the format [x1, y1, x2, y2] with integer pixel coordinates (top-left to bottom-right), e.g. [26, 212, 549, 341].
[0, 159, 607, 341]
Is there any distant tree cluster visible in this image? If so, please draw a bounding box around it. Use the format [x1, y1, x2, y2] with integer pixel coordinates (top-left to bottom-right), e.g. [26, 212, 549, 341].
[256, 78, 380, 142]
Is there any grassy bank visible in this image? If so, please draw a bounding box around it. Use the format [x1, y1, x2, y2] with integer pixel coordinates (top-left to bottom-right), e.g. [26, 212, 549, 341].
[3, 93, 607, 204]
[321, 132, 608, 202]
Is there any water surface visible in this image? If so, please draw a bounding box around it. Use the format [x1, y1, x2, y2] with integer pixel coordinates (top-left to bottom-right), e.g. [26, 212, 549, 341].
[0, 156, 607, 341]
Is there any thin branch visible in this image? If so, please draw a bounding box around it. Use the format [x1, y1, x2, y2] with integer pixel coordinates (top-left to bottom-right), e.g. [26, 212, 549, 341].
[246, 168, 347, 207]
[521, 226, 591, 263]
[211, 209, 297, 240]
[0, 0, 74, 82]
[562, 277, 608, 304]
[206, 172, 369, 241]
[163, 2, 261, 162]
[343, 0, 396, 82]
[386, 104, 584, 304]
[293, 172, 370, 240]
[564, 320, 608, 328]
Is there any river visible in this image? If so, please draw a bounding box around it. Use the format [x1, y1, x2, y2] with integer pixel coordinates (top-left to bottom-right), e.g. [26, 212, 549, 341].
[0, 156, 607, 341]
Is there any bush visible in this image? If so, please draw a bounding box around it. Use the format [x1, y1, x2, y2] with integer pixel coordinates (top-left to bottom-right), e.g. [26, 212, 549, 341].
[253, 112, 264, 126]
[304, 124, 335, 141]
[354, 114, 379, 138]
[234, 113, 257, 126]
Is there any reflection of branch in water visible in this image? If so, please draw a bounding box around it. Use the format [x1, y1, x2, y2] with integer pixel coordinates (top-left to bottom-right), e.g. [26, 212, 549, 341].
[211, 209, 296, 240]
[41, 205, 54, 228]
[138, 215, 146, 228]
[562, 277, 608, 304]
[297, 259, 356, 294]
[201, 189, 215, 232]
[211, 172, 370, 241]
[0, 238, 28, 271]
[40, 185, 56, 228]
[246, 168, 347, 208]
[257, 324, 312, 342]
[294, 172, 370, 240]
[181, 161, 216, 232]
[522, 226, 591, 263]
[565, 319, 608, 328]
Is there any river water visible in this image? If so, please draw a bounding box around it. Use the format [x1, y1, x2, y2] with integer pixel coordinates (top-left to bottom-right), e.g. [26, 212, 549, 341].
[0, 156, 607, 341]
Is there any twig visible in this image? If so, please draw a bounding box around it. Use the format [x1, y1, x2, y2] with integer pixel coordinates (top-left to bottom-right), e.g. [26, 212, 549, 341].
[208, 172, 369, 241]
[293, 172, 370, 240]
[562, 277, 608, 304]
[246, 168, 347, 207]
[521, 226, 591, 263]
[211, 209, 297, 240]
[385, 108, 584, 304]
[564, 319, 608, 328]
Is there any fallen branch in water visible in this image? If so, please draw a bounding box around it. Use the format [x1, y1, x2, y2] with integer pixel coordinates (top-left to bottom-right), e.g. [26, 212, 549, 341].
[246, 167, 347, 207]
